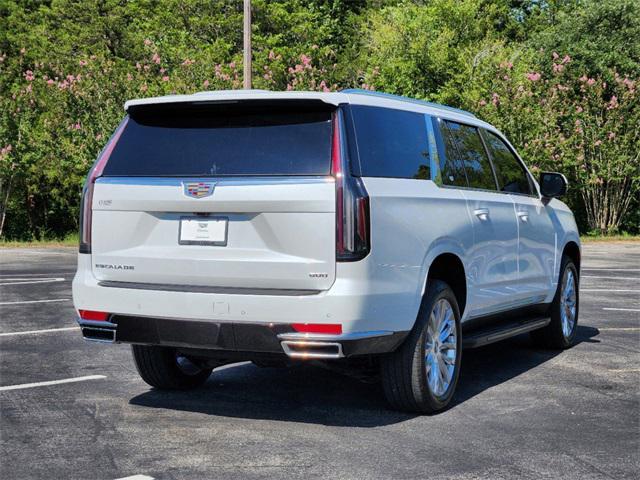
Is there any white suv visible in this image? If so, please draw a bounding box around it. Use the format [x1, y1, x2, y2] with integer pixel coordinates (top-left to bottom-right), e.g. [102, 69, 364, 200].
[72, 89, 580, 413]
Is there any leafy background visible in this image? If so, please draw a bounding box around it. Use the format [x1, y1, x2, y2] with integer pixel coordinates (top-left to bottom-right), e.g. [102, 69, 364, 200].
[1, 0, 638, 240]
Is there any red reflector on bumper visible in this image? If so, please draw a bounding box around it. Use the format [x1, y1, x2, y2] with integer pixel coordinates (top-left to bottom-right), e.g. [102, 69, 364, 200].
[79, 310, 109, 321]
[291, 323, 342, 335]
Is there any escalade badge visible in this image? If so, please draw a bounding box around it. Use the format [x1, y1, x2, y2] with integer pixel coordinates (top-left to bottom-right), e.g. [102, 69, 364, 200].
[183, 182, 215, 199]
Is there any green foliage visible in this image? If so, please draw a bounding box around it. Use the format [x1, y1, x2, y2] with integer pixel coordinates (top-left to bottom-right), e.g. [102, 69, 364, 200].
[0, 0, 638, 239]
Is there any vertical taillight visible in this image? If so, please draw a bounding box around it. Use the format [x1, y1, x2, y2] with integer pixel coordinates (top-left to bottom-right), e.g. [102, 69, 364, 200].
[332, 110, 370, 261]
[79, 117, 128, 253]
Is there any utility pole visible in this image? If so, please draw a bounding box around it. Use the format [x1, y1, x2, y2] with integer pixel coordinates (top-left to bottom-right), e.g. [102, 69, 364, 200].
[243, 0, 252, 89]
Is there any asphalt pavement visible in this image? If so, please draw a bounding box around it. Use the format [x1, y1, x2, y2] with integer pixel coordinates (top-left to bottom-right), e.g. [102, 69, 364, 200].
[0, 243, 638, 480]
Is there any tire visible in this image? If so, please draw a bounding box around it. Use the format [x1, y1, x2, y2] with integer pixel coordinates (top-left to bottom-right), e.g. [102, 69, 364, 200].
[381, 280, 462, 413]
[531, 256, 579, 349]
[131, 345, 212, 390]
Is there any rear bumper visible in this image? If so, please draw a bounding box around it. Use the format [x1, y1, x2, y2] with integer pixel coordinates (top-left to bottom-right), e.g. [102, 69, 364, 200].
[78, 315, 407, 358]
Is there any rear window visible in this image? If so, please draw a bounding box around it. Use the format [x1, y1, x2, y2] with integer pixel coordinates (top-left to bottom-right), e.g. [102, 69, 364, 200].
[349, 105, 431, 180]
[103, 103, 333, 177]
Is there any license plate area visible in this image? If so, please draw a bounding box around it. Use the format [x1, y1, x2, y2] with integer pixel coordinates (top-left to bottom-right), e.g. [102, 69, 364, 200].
[179, 216, 228, 246]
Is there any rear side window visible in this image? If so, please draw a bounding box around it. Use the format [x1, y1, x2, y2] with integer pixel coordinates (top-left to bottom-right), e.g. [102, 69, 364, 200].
[443, 121, 496, 191]
[103, 104, 333, 177]
[349, 105, 431, 180]
[438, 120, 468, 187]
[482, 131, 533, 195]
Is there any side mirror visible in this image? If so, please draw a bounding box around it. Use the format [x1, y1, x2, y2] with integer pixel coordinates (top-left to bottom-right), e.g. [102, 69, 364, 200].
[539, 172, 568, 198]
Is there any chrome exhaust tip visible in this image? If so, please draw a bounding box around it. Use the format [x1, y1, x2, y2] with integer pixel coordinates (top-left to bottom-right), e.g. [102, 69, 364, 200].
[81, 326, 116, 343]
[280, 340, 343, 359]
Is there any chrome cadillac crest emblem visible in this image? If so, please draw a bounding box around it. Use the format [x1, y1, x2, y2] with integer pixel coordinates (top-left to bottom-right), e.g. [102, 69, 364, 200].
[183, 182, 215, 199]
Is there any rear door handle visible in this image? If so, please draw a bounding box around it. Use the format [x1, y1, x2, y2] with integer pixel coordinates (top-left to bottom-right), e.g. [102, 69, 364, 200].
[517, 210, 529, 222]
[473, 208, 490, 221]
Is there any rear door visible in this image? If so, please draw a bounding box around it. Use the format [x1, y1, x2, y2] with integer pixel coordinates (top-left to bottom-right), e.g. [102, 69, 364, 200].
[91, 101, 336, 291]
[438, 120, 519, 317]
[481, 130, 556, 302]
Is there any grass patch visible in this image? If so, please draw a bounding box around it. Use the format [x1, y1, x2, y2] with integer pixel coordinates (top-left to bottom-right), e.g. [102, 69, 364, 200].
[580, 233, 640, 243]
[0, 233, 78, 248]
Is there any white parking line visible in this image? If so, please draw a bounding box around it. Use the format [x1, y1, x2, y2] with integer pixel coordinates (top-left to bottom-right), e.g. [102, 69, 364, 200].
[0, 298, 71, 306]
[0, 278, 65, 286]
[0, 327, 79, 337]
[115, 475, 155, 480]
[583, 268, 640, 272]
[580, 289, 640, 293]
[0, 375, 106, 392]
[582, 275, 639, 281]
[0, 273, 73, 277]
[598, 327, 639, 331]
[603, 307, 640, 312]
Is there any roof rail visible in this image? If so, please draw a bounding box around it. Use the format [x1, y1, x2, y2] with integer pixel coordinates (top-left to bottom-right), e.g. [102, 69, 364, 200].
[341, 89, 476, 118]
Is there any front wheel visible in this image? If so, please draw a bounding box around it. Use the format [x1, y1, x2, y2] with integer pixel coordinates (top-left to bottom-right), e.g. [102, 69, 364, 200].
[531, 256, 579, 349]
[381, 280, 462, 413]
[132, 345, 212, 390]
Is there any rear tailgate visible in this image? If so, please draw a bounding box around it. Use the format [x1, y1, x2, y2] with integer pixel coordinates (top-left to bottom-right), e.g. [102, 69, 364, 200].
[90, 100, 336, 292]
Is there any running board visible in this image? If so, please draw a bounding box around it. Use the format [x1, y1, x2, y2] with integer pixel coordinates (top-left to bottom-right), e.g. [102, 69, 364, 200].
[462, 316, 550, 349]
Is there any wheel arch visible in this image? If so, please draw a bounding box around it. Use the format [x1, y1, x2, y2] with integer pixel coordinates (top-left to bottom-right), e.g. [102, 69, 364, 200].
[424, 252, 467, 318]
[562, 240, 581, 275]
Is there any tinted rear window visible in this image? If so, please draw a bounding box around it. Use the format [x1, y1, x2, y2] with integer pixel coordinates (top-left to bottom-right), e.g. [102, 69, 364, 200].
[349, 105, 431, 180]
[103, 104, 333, 177]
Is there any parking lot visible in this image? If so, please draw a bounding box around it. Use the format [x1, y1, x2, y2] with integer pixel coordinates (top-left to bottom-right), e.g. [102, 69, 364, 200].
[0, 243, 638, 480]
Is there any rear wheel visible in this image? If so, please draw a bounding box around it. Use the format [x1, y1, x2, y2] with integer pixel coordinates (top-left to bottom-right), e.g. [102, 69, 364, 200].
[531, 256, 579, 349]
[381, 280, 462, 413]
[132, 345, 212, 390]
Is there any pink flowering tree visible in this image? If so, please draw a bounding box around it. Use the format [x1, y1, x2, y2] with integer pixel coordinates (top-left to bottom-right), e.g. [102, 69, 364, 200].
[471, 54, 639, 234]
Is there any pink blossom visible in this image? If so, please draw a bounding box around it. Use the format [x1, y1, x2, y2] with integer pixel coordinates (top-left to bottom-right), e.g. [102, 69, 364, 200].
[607, 95, 618, 109]
[586, 78, 596, 86]
[203, 79, 209, 88]
[144, 39, 152, 46]
[479, 99, 487, 106]
[319, 80, 330, 92]
[159, 68, 165, 74]
[491, 92, 500, 106]
[300, 54, 311, 67]
[79, 60, 88, 67]
[152, 53, 161, 64]
[66, 74, 75, 83]
[25, 84, 32, 93]
[526, 72, 541, 82]
[127, 73, 133, 81]
[608, 132, 616, 140]
[561, 55, 571, 64]
[552, 63, 564, 73]
[286, 83, 293, 91]
[73, 122, 81, 130]
[141, 84, 148, 92]
[135, 62, 141, 70]
[46, 79, 55, 86]
[24, 70, 34, 81]
[268, 50, 276, 60]
[579, 75, 588, 82]
[594, 140, 602, 146]
[576, 106, 583, 113]
[162, 75, 169, 82]
[229, 62, 236, 69]
[552, 52, 559, 60]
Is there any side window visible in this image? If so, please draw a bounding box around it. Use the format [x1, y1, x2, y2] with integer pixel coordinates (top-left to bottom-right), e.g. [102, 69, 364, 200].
[350, 105, 431, 180]
[437, 119, 468, 187]
[444, 121, 497, 191]
[483, 131, 533, 195]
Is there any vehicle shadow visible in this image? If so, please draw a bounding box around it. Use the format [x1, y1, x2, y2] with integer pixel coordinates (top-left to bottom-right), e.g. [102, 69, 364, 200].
[129, 325, 599, 427]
